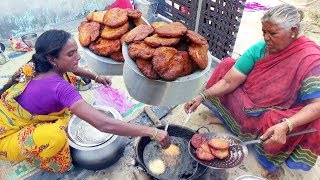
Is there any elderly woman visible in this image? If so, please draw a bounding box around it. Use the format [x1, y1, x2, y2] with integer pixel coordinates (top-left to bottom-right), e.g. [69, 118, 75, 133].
[185, 4, 320, 178]
[0, 29, 170, 173]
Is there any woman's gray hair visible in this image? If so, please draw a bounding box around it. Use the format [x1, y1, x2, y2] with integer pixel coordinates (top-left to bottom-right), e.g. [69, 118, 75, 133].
[261, 4, 303, 31]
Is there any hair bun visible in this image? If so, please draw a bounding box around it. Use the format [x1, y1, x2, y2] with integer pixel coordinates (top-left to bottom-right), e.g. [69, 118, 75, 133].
[32, 53, 53, 73]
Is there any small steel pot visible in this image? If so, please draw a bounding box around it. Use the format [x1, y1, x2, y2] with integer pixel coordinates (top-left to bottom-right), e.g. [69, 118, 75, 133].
[67, 105, 128, 170]
[21, 33, 38, 48]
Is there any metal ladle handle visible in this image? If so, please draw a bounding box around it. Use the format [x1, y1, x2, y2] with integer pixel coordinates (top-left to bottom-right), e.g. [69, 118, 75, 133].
[286, 128, 317, 137]
[244, 128, 317, 145]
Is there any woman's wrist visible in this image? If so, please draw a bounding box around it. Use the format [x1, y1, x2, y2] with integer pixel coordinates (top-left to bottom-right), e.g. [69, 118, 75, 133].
[199, 90, 209, 101]
[281, 118, 293, 133]
[94, 74, 99, 81]
[150, 128, 158, 140]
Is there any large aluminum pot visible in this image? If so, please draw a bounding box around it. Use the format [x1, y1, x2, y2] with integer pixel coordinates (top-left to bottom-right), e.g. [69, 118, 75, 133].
[122, 43, 213, 106]
[82, 47, 123, 75]
[67, 105, 128, 170]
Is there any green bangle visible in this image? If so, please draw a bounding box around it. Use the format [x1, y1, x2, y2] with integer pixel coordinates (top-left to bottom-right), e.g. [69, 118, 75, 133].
[199, 91, 207, 101]
[150, 128, 158, 140]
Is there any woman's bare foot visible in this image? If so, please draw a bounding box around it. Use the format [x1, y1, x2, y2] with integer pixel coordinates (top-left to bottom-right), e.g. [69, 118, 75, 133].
[207, 115, 222, 124]
[261, 169, 282, 180]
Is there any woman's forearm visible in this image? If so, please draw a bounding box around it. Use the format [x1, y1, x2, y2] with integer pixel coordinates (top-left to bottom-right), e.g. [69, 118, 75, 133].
[71, 100, 154, 138]
[206, 78, 233, 97]
[73, 68, 97, 80]
[205, 67, 247, 98]
[287, 100, 320, 129]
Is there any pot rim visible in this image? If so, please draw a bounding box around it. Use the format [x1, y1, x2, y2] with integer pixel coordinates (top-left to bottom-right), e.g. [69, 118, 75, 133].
[68, 134, 120, 151]
[83, 47, 123, 65]
[67, 105, 122, 147]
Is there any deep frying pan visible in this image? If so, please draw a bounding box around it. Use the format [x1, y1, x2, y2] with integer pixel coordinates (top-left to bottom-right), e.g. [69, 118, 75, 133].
[188, 128, 317, 169]
[135, 124, 208, 180]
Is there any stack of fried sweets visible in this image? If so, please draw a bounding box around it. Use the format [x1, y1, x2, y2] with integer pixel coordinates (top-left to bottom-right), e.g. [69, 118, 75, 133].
[191, 133, 230, 161]
[78, 8, 147, 62]
[123, 21, 209, 81]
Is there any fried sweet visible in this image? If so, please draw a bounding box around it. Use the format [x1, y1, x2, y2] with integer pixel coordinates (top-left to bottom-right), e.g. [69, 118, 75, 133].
[110, 50, 125, 62]
[210, 148, 229, 160]
[208, 138, 230, 150]
[195, 143, 215, 161]
[144, 34, 180, 48]
[126, 8, 142, 19]
[162, 144, 180, 167]
[133, 18, 148, 26]
[162, 144, 180, 156]
[151, 22, 168, 30]
[188, 43, 209, 69]
[136, 58, 160, 80]
[120, 32, 129, 44]
[178, 51, 194, 77]
[152, 47, 191, 80]
[103, 8, 128, 28]
[148, 159, 166, 175]
[152, 47, 182, 81]
[191, 133, 207, 148]
[155, 22, 187, 38]
[186, 30, 207, 45]
[89, 38, 120, 56]
[101, 22, 130, 40]
[128, 41, 155, 60]
[78, 21, 100, 47]
[123, 25, 154, 43]
[86, 11, 107, 23]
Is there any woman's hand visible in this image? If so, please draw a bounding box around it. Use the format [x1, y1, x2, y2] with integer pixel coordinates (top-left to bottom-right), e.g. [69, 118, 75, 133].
[184, 95, 202, 113]
[260, 122, 289, 145]
[155, 129, 171, 149]
[95, 75, 112, 86]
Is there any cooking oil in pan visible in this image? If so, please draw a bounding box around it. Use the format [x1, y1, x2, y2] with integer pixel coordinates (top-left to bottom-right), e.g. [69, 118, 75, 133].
[143, 136, 197, 179]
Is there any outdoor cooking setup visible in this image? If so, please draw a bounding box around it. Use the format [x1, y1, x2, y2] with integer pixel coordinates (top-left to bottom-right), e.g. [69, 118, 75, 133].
[64, 0, 251, 179]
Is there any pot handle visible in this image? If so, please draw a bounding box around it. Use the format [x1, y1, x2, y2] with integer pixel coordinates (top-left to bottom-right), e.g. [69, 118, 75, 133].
[196, 125, 210, 133]
[144, 106, 162, 126]
[133, 138, 148, 173]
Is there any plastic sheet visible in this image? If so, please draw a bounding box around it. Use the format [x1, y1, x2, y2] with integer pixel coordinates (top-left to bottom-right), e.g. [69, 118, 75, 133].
[94, 86, 135, 115]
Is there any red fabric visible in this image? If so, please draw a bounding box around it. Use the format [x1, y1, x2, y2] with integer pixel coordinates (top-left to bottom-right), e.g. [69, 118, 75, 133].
[243, 36, 320, 109]
[205, 36, 320, 156]
[107, 0, 133, 10]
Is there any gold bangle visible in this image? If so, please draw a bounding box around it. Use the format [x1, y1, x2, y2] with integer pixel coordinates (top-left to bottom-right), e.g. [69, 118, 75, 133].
[281, 118, 293, 133]
[150, 128, 158, 140]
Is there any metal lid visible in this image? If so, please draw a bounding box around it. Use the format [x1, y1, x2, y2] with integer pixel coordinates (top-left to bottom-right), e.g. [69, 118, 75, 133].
[67, 105, 122, 147]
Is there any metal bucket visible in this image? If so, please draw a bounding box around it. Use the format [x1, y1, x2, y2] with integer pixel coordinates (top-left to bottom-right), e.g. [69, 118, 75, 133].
[122, 43, 213, 106]
[82, 47, 123, 75]
[134, 0, 158, 22]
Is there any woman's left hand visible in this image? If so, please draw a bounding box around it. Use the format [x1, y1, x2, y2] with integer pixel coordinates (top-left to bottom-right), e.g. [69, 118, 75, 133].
[95, 75, 112, 86]
[260, 122, 289, 145]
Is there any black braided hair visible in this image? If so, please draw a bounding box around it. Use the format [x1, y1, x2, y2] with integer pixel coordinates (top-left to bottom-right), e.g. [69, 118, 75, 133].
[0, 30, 71, 96]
